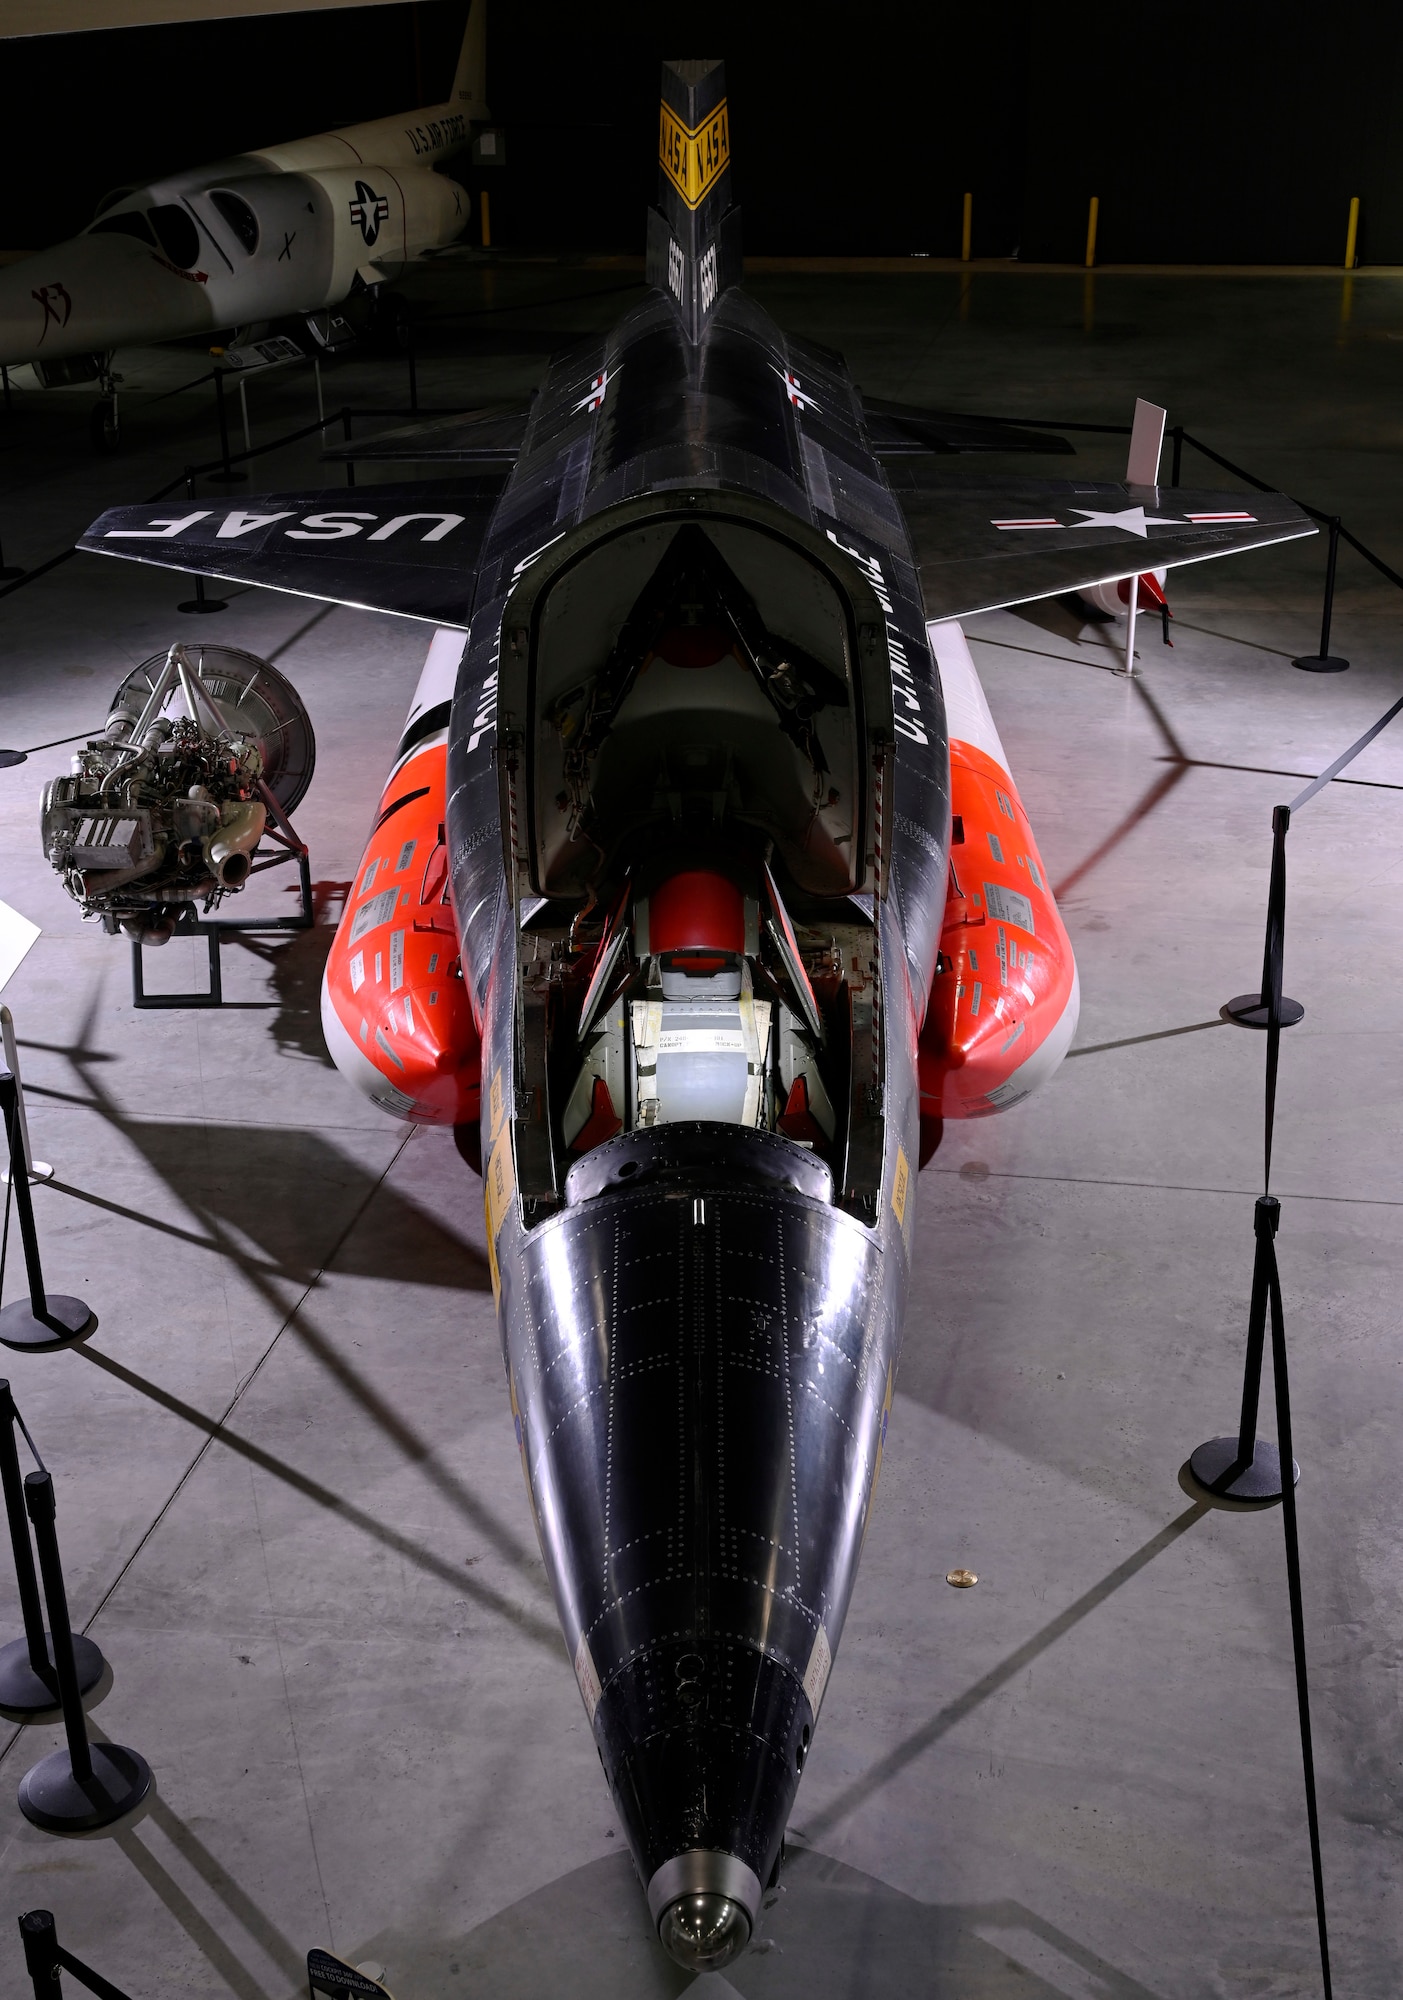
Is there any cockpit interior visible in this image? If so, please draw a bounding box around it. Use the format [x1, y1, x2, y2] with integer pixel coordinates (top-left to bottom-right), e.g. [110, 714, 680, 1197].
[499, 513, 891, 1221]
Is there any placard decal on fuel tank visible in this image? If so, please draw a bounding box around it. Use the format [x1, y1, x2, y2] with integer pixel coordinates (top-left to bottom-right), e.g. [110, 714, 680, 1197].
[984, 882, 1035, 934]
[350, 886, 398, 942]
[803, 1624, 832, 1713]
[574, 1632, 603, 1721]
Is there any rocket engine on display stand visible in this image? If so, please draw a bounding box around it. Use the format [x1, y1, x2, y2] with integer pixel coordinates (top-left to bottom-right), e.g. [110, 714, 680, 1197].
[40, 643, 315, 945]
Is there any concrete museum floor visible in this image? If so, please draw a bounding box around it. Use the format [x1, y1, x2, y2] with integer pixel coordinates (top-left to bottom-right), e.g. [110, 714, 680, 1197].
[0, 262, 1398, 1998]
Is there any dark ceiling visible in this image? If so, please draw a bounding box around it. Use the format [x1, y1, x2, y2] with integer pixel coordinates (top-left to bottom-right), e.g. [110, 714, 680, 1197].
[5, 0, 1400, 265]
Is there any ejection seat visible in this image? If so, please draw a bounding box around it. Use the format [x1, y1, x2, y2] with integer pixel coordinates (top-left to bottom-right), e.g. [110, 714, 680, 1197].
[562, 866, 836, 1157]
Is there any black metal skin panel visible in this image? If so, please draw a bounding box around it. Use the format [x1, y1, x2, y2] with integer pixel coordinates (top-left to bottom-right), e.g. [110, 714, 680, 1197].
[442, 275, 939, 1902]
[446, 287, 951, 1029]
[496, 1135, 899, 1888]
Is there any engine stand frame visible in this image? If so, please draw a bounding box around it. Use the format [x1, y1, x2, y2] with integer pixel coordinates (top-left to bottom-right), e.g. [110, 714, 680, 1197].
[131, 801, 313, 1011]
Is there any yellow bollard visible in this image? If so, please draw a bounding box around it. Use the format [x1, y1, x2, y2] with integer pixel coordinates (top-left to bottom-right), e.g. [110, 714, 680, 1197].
[1344, 195, 1359, 270]
[961, 191, 972, 263]
[481, 189, 492, 250]
[1084, 195, 1099, 269]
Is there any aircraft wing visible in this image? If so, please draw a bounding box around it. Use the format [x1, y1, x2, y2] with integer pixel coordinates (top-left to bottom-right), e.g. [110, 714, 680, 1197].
[323, 404, 531, 465]
[862, 397, 1073, 457]
[889, 473, 1316, 621]
[78, 479, 506, 626]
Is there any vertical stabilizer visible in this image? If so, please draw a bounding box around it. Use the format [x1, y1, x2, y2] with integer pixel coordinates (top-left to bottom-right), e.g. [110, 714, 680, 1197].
[645, 60, 742, 342]
[450, 0, 490, 121]
[1126, 398, 1167, 484]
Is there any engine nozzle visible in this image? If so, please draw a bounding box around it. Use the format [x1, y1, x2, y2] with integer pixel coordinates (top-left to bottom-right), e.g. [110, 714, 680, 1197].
[657, 1894, 750, 1971]
[648, 1852, 760, 1972]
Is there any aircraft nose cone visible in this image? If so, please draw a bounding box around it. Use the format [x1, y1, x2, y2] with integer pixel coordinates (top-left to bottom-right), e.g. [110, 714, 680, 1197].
[648, 1853, 759, 1971]
[657, 1894, 750, 1971]
[501, 1127, 898, 1954]
[0, 233, 211, 368]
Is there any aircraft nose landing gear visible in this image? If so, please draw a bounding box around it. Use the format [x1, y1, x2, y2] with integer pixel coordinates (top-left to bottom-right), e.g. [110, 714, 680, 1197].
[89, 358, 120, 454]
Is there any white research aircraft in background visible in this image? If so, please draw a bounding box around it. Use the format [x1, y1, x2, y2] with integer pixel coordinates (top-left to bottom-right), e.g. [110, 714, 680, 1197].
[0, 0, 494, 447]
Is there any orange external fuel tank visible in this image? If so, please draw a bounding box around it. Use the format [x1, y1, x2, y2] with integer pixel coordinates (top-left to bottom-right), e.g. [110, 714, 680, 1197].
[320, 628, 482, 1131]
[918, 621, 1080, 1161]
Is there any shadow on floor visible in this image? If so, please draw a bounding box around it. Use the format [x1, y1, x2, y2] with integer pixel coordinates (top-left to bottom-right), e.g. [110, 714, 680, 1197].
[352, 1846, 1163, 2000]
[115, 1115, 489, 1292]
[230, 879, 349, 1069]
[801, 1502, 1206, 1846]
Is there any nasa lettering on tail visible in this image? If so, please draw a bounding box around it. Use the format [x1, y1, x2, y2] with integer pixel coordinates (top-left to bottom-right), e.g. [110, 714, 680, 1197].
[645, 59, 742, 342]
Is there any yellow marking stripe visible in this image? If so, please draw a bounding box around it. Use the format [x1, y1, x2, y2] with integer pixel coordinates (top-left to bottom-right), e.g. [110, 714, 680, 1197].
[486, 1119, 516, 1242]
[659, 98, 730, 211]
[891, 1145, 910, 1228]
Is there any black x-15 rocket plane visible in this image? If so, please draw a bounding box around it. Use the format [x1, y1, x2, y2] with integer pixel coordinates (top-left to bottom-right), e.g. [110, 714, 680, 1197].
[81, 60, 1312, 1971]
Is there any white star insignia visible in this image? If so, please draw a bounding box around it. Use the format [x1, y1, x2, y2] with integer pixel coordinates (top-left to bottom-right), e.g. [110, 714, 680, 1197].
[573, 366, 614, 414]
[1067, 505, 1181, 539]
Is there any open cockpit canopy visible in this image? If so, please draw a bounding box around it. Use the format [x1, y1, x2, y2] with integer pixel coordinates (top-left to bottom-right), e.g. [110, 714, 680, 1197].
[497, 502, 894, 908]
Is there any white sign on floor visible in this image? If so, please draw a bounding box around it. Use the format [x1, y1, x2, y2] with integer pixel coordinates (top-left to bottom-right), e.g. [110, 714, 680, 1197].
[0, 898, 39, 997]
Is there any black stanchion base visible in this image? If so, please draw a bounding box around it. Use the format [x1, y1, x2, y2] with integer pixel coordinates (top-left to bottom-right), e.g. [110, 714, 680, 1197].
[205, 469, 247, 485]
[0, 1297, 96, 1353]
[18, 1742, 151, 1832]
[0, 749, 28, 768]
[0, 567, 24, 582]
[176, 596, 227, 615]
[1292, 654, 1349, 673]
[0, 1634, 103, 1712]
[1189, 1435, 1300, 1502]
[1224, 992, 1306, 1029]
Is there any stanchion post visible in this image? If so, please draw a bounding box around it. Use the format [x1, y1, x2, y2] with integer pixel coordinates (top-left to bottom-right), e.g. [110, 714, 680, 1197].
[1344, 194, 1359, 272]
[0, 1383, 104, 1710]
[0, 1072, 95, 1352]
[1085, 194, 1099, 269]
[1293, 517, 1349, 672]
[208, 370, 246, 485]
[17, 1469, 152, 1833]
[1170, 424, 1183, 488]
[1225, 805, 1305, 1030]
[19, 1910, 61, 1999]
[20, 1910, 138, 2000]
[0, 530, 23, 582]
[343, 409, 356, 488]
[960, 191, 972, 263]
[177, 469, 226, 616]
[25, 1473, 91, 1788]
[407, 317, 418, 413]
[0, 1381, 55, 1704]
[1188, 1197, 1298, 1499]
[1266, 1241, 1334, 1998]
[0, 1006, 54, 1184]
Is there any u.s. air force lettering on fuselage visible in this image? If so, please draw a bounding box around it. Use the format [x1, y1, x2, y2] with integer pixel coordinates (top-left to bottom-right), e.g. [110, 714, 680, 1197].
[405, 113, 467, 158]
[104, 509, 467, 544]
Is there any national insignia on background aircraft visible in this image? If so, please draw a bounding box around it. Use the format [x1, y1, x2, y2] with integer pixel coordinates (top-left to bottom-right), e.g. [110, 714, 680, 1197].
[0, 1, 499, 445]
